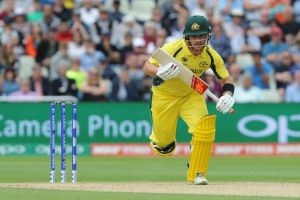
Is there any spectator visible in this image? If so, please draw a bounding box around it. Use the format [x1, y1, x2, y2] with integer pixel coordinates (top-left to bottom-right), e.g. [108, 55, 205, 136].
[245, 51, 273, 89]
[51, 65, 77, 96]
[96, 33, 122, 65]
[274, 51, 294, 100]
[143, 21, 157, 54]
[80, 39, 106, 72]
[1, 16, 19, 46]
[262, 26, 289, 68]
[29, 65, 51, 96]
[277, 6, 300, 36]
[150, 6, 163, 30]
[125, 53, 144, 80]
[0, 0, 15, 20]
[40, 4, 61, 34]
[12, 8, 30, 45]
[285, 70, 300, 102]
[90, 8, 116, 44]
[274, 51, 294, 87]
[110, 14, 143, 49]
[277, 6, 300, 50]
[2, 68, 19, 96]
[248, 8, 272, 44]
[9, 78, 38, 99]
[141, 75, 153, 101]
[210, 17, 231, 62]
[117, 69, 144, 101]
[70, 9, 89, 39]
[26, 1, 44, 23]
[235, 73, 264, 103]
[66, 58, 87, 90]
[291, 31, 300, 69]
[0, 42, 19, 70]
[228, 62, 242, 87]
[210, 0, 243, 21]
[63, 0, 76, 10]
[169, 12, 188, 39]
[35, 29, 58, 67]
[160, 0, 189, 35]
[269, 0, 290, 23]
[243, 0, 270, 22]
[109, 0, 124, 23]
[130, 38, 149, 68]
[229, 19, 262, 54]
[155, 28, 168, 48]
[187, 0, 208, 17]
[55, 20, 73, 42]
[49, 42, 71, 81]
[24, 23, 43, 58]
[99, 59, 119, 101]
[79, 0, 99, 26]
[120, 32, 134, 63]
[293, 0, 300, 23]
[81, 67, 110, 101]
[132, 37, 146, 55]
[53, 0, 72, 20]
[67, 30, 86, 59]
[223, 8, 245, 40]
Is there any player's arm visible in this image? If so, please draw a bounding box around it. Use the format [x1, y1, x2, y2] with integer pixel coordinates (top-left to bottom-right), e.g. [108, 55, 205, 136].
[143, 61, 158, 77]
[216, 75, 235, 114]
[220, 75, 234, 96]
[210, 51, 235, 114]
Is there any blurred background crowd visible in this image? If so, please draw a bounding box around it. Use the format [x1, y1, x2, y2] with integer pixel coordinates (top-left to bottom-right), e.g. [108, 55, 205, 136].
[0, 0, 299, 103]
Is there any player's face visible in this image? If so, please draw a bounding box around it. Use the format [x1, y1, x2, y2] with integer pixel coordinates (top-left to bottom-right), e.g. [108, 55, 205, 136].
[185, 35, 207, 55]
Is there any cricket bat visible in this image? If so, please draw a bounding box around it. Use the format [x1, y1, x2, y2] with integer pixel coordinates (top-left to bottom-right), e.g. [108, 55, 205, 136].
[151, 48, 234, 114]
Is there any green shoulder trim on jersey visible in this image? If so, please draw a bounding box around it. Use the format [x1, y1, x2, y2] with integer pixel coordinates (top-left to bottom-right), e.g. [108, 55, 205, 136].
[173, 47, 183, 58]
[206, 49, 222, 79]
[149, 91, 153, 124]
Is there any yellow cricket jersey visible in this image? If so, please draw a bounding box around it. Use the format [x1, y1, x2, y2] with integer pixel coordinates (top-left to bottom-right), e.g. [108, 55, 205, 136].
[149, 38, 229, 96]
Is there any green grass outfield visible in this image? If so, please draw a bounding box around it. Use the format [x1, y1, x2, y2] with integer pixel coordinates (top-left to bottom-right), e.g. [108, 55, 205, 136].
[0, 156, 299, 200]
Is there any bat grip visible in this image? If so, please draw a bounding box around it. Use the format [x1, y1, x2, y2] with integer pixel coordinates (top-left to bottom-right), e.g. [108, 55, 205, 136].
[205, 90, 235, 114]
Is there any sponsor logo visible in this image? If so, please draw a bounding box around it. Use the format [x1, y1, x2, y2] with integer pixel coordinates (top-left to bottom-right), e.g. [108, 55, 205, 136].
[0, 145, 26, 155]
[181, 57, 188, 62]
[88, 115, 151, 138]
[238, 114, 300, 143]
[191, 23, 200, 31]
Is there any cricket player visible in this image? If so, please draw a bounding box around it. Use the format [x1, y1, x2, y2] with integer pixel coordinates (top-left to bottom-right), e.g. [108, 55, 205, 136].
[143, 15, 235, 185]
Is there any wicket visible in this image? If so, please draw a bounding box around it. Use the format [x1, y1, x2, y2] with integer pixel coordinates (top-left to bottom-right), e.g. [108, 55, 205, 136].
[50, 102, 77, 183]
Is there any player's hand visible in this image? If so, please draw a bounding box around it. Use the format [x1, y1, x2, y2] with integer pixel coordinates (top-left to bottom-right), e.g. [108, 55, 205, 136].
[216, 94, 235, 114]
[156, 63, 180, 80]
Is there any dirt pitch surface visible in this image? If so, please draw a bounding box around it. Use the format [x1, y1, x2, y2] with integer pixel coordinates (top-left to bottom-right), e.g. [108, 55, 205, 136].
[1, 182, 300, 198]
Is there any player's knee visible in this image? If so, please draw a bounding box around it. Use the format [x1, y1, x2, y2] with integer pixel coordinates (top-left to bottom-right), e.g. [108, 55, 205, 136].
[193, 115, 216, 142]
[150, 141, 176, 156]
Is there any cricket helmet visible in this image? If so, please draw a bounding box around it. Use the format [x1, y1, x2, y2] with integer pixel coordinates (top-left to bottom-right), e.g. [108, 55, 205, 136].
[183, 15, 210, 36]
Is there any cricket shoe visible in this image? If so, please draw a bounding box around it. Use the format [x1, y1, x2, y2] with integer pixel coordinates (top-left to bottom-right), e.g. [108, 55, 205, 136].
[194, 173, 208, 185]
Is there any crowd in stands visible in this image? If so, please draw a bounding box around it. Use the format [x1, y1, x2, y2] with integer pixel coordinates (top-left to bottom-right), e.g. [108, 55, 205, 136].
[0, 0, 299, 103]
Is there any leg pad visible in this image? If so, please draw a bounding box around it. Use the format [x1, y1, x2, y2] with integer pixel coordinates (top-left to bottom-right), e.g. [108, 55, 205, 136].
[187, 115, 216, 182]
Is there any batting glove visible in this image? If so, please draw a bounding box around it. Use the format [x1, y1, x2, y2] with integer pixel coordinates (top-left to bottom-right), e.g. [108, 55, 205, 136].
[216, 94, 235, 114]
[156, 63, 180, 80]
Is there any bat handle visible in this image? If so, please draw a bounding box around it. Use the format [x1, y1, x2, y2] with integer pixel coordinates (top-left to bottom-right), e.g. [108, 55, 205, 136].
[205, 90, 235, 115]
